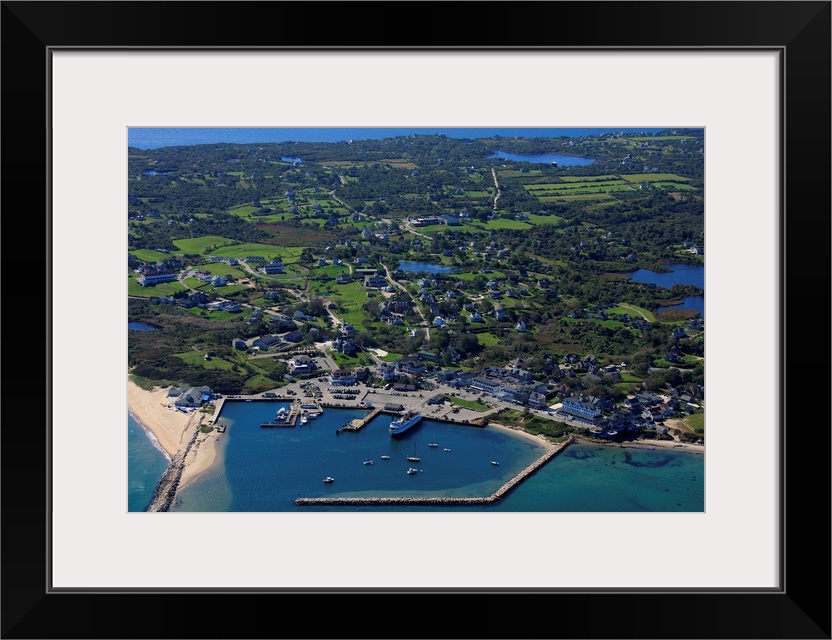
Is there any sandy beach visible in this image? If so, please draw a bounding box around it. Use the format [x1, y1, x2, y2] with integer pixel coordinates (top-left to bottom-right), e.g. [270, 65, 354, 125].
[127, 380, 193, 457]
[486, 421, 557, 451]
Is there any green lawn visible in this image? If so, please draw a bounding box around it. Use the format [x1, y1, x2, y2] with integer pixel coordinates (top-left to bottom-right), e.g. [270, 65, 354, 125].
[174, 351, 235, 370]
[173, 236, 240, 255]
[128, 276, 186, 297]
[608, 304, 657, 323]
[475, 332, 500, 346]
[130, 249, 178, 262]
[442, 395, 490, 411]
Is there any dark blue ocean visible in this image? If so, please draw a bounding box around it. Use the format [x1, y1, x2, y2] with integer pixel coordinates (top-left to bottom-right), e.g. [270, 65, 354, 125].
[126, 401, 704, 513]
[127, 127, 668, 149]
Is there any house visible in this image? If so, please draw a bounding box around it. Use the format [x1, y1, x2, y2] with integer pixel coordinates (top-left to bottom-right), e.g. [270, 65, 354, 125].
[528, 391, 548, 409]
[138, 269, 177, 286]
[168, 386, 212, 408]
[252, 334, 282, 351]
[395, 357, 426, 375]
[515, 320, 527, 332]
[263, 260, 285, 274]
[211, 275, 225, 287]
[335, 274, 352, 284]
[560, 395, 602, 421]
[289, 354, 316, 374]
[329, 369, 357, 386]
[232, 338, 247, 350]
[470, 312, 483, 322]
[364, 274, 388, 288]
[494, 308, 507, 320]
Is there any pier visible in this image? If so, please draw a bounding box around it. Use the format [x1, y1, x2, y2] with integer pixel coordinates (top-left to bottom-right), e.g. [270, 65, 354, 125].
[295, 436, 575, 506]
[336, 406, 384, 433]
[261, 403, 301, 428]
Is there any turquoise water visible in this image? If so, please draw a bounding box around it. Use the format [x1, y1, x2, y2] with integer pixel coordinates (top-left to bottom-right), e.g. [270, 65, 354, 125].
[161, 402, 704, 513]
[128, 413, 170, 512]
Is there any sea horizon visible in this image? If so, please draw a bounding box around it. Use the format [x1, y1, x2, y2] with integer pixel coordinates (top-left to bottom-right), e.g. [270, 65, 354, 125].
[128, 127, 671, 150]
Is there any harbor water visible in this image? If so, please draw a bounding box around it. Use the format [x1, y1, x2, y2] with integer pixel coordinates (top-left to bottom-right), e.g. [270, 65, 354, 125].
[134, 402, 705, 513]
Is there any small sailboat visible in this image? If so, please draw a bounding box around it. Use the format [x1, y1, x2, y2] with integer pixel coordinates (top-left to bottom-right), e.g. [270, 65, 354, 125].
[491, 461, 500, 466]
[443, 448, 451, 452]
[407, 441, 420, 463]
[380, 455, 391, 460]
[406, 467, 418, 475]
[323, 476, 334, 484]
[428, 431, 438, 448]
[363, 460, 374, 465]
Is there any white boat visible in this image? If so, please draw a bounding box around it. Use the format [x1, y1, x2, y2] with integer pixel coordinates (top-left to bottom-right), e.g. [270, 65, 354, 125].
[363, 460, 374, 466]
[406, 468, 418, 475]
[428, 432, 439, 448]
[300, 414, 308, 425]
[491, 461, 500, 466]
[406, 442, 420, 463]
[323, 476, 334, 483]
[389, 410, 422, 436]
[380, 455, 391, 460]
[443, 448, 451, 452]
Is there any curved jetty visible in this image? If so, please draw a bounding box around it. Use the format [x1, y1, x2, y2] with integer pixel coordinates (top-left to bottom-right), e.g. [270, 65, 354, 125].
[295, 436, 574, 506]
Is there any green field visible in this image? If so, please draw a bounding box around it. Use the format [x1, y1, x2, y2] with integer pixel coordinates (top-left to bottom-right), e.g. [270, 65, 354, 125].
[206, 244, 305, 262]
[173, 236, 240, 255]
[560, 175, 626, 183]
[130, 249, 178, 262]
[620, 173, 691, 183]
[651, 182, 698, 190]
[607, 304, 657, 323]
[174, 351, 235, 370]
[128, 276, 186, 297]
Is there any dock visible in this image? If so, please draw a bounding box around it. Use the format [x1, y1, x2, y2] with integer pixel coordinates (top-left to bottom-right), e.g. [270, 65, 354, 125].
[260, 403, 301, 428]
[336, 406, 384, 433]
[295, 436, 575, 506]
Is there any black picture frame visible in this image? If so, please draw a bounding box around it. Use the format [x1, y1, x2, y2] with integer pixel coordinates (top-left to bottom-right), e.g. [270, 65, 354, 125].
[3, 2, 829, 638]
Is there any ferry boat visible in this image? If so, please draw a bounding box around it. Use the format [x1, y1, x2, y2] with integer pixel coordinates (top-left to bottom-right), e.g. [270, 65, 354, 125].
[388, 410, 422, 436]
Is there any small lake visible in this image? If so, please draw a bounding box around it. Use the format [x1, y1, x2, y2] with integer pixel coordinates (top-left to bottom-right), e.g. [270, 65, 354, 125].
[397, 261, 459, 274]
[488, 151, 595, 166]
[627, 263, 704, 289]
[281, 156, 302, 163]
[657, 296, 705, 319]
[128, 321, 160, 331]
[142, 170, 174, 176]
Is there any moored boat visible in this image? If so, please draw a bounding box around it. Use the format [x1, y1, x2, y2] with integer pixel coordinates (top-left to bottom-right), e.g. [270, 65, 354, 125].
[389, 410, 422, 436]
[323, 476, 334, 483]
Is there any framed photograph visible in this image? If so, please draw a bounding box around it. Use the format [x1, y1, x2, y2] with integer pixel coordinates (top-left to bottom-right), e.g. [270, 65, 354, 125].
[4, 1, 829, 638]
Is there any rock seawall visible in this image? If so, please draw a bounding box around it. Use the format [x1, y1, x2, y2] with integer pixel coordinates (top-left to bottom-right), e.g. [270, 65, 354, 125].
[146, 416, 201, 512]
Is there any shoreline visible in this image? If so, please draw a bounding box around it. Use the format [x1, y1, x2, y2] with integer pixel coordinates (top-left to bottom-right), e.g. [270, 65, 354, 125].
[574, 433, 704, 454]
[128, 379, 224, 495]
[127, 380, 192, 457]
[484, 422, 557, 451]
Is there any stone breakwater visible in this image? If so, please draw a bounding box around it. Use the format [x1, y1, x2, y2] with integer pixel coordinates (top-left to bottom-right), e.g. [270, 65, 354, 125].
[146, 415, 202, 512]
[295, 435, 574, 506]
